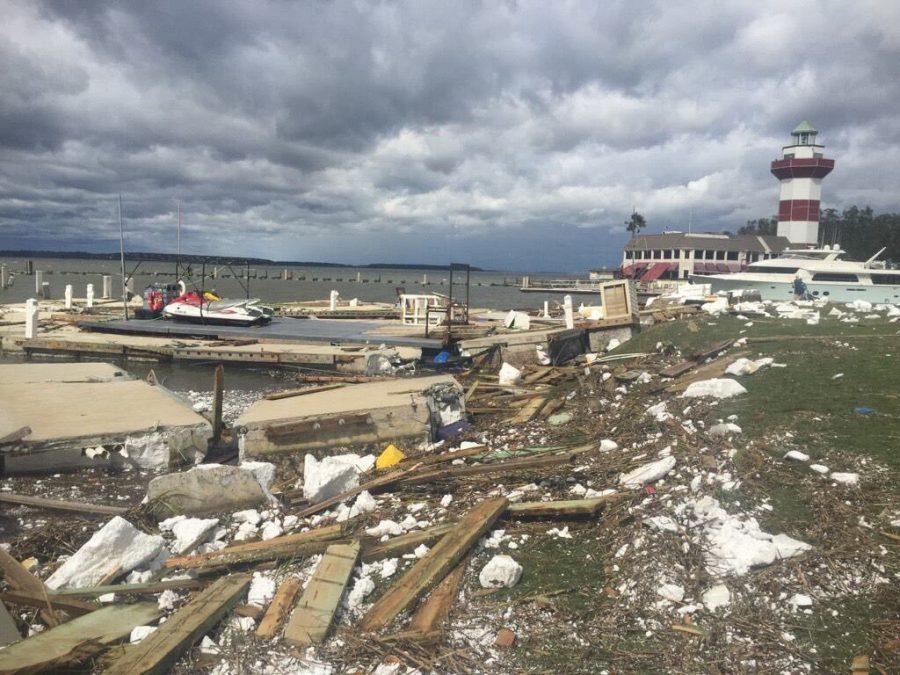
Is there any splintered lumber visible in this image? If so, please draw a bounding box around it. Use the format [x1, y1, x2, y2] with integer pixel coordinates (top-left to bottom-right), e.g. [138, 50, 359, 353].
[691, 338, 734, 361]
[0, 601, 20, 648]
[506, 494, 624, 518]
[359, 497, 508, 632]
[507, 395, 548, 424]
[658, 360, 697, 379]
[396, 444, 487, 469]
[50, 578, 209, 598]
[361, 523, 457, 562]
[0, 603, 159, 674]
[256, 577, 302, 638]
[284, 541, 361, 646]
[0, 590, 98, 616]
[265, 383, 346, 400]
[0, 547, 60, 626]
[406, 559, 467, 635]
[0, 492, 130, 516]
[102, 574, 250, 675]
[400, 443, 595, 486]
[291, 467, 412, 516]
[164, 523, 346, 570]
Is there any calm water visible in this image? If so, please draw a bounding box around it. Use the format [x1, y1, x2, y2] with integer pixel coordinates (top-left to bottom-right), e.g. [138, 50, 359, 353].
[0, 256, 586, 310]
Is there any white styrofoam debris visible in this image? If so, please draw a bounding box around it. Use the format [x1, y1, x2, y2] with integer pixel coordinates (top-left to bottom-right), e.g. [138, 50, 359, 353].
[618, 455, 676, 488]
[365, 520, 403, 537]
[478, 554, 523, 588]
[681, 378, 748, 399]
[547, 526, 572, 539]
[303, 454, 361, 503]
[247, 572, 276, 607]
[498, 362, 523, 386]
[232, 509, 262, 525]
[440, 494, 453, 507]
[46, 516, 166, 590]
[504, 310, 531, 331]
[701, 297, 728, 315]
[170, 517, 219, 554]
[599, 439, 619, 452]
[260, 520, 283, 541]
[657, 583, 684, 602]
[122, 432, 171, 469]
[701, 584, 731, 610]
[232, 616, 256, 631]
[688, 496, 811, 577]
[158, 589, 180, 611]
[353, 490, 378, 514]
[830, 472, 860, 485]
[199, 635, 220, 654]
[129, 625, 158, 643]
[379, 558, 398, 578]
[606, 338, 621, 352]
[784, 450, 810, 462]
[234, 521, 259, 541]
[346, 575, 375, 612]
[239, 461, 277, 501]
[709, 422, 742, 437]
[789, 593, 813, 608]
[645, 401, 673, 422]
[810, 464, 829, 474]
[644, 516, 679, 533]
[413, 544, 430, 558]
[845, 299, 873, 312]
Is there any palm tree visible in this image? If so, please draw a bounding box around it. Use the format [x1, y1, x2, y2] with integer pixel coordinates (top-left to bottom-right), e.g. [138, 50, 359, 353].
[625, 211, 646, 236]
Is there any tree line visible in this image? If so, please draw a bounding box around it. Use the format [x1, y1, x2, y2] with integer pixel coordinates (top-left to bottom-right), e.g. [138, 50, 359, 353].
[625, 206, 898, 263]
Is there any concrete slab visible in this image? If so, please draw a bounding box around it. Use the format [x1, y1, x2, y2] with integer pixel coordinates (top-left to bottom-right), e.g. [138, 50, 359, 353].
[0, 363, 211, 472]
[236, 374, 463, 457]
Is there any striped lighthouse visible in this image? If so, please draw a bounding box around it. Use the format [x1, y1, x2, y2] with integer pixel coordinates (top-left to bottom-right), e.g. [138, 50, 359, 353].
[770, 121, 835, 245]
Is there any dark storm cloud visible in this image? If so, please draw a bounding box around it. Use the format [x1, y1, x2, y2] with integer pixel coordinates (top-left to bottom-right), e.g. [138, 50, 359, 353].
[1, 0, 899, 269]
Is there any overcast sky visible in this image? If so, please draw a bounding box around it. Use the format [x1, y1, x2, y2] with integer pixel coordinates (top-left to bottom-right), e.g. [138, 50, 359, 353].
[1, 1, 898, 271]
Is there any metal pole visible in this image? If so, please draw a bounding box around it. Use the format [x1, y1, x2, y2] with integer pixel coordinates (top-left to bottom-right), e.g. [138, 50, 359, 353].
[212, 364, 224, 443]
[118, 194, 128, 321]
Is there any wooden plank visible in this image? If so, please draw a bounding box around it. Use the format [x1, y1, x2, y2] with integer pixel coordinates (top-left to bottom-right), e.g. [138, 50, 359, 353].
[359, 497, 508, 632]
[0, 590, 98, 616]
[256, 577, 302, 638]
[265, 383, 346, 400]
[50, 578, 208, 598]
[407, 559, 467, 635]
[0, 603, 159, 674]
[0, 601, 20, 648]
[164, 523, 346, 570]
[102, 574, 250, 675]
[284, 541, 360, 646]
[690, 338, 734, 361]
[506, 494, 624, 518]
[396, 444, 487, 469]
[400, 444, 596, 487]
[360, 523, 457, 563]
[506, 395, 548, 424]
[658, 360, 697, 379]
[0, 492, 128, 516]
[0, 547, 60, 626]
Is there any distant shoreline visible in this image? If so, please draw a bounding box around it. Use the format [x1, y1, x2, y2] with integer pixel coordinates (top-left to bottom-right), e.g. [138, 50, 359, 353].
[0, 250, 486, 272]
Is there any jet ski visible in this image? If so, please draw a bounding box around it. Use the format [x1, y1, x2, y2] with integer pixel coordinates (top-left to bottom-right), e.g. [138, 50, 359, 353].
[162, 290, 274, 326]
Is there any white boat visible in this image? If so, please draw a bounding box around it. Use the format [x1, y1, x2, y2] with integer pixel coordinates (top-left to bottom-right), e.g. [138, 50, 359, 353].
[689, 246, 900, 304]
[163, 291, 274, 326]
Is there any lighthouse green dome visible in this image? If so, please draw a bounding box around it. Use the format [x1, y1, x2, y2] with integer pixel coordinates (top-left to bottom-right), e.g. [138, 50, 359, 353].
[792, 120, 818, 135]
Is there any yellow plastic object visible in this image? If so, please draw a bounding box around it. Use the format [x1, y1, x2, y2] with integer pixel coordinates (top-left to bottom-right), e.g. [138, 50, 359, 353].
[376, 444, 406, 469]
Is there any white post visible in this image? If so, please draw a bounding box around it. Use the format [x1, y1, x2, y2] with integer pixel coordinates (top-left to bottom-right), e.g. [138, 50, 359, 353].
[65, 284, 73, 309]
[24, 298, 37, 338]
[86, 283, 94, 308]
[563, 294, 574, 329]
[356, 271, 362, 283]
[34, 270, 43, 294]
[543, 301, 550, 318]
[422, 273, 428, 285]
[1, 264, 7, 289]
[102, 275, 112, 299]
[40, 282, 50, 299]
[329, 290, 339, 311]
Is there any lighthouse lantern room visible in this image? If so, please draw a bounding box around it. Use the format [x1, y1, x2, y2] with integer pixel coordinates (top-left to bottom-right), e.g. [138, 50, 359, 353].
[770, 121, 835, 246]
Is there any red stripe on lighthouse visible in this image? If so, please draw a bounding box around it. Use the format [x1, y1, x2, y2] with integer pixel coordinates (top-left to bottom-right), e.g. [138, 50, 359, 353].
[778, 199, 820, 222]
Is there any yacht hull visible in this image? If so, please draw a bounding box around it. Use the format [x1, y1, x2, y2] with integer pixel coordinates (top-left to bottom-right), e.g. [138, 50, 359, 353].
[688, 275, 900, 304]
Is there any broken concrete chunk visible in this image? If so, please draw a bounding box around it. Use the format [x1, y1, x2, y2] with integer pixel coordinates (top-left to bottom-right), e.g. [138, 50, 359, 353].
[619, 455, 676, 488]
[657, 583, 684, 602]
[303, 453, 362, 503]
[784, 450, 810, 462]
[504, 310, 531, 331]
[479, 554, 523, 588]
[147, 464, 271, 515]
[709, 422, 742, 437]
[46, 516, 166, 589]
[498, 362, 523, 386]
[681, 378, 747, 399]
[809, 463, 829, 474]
